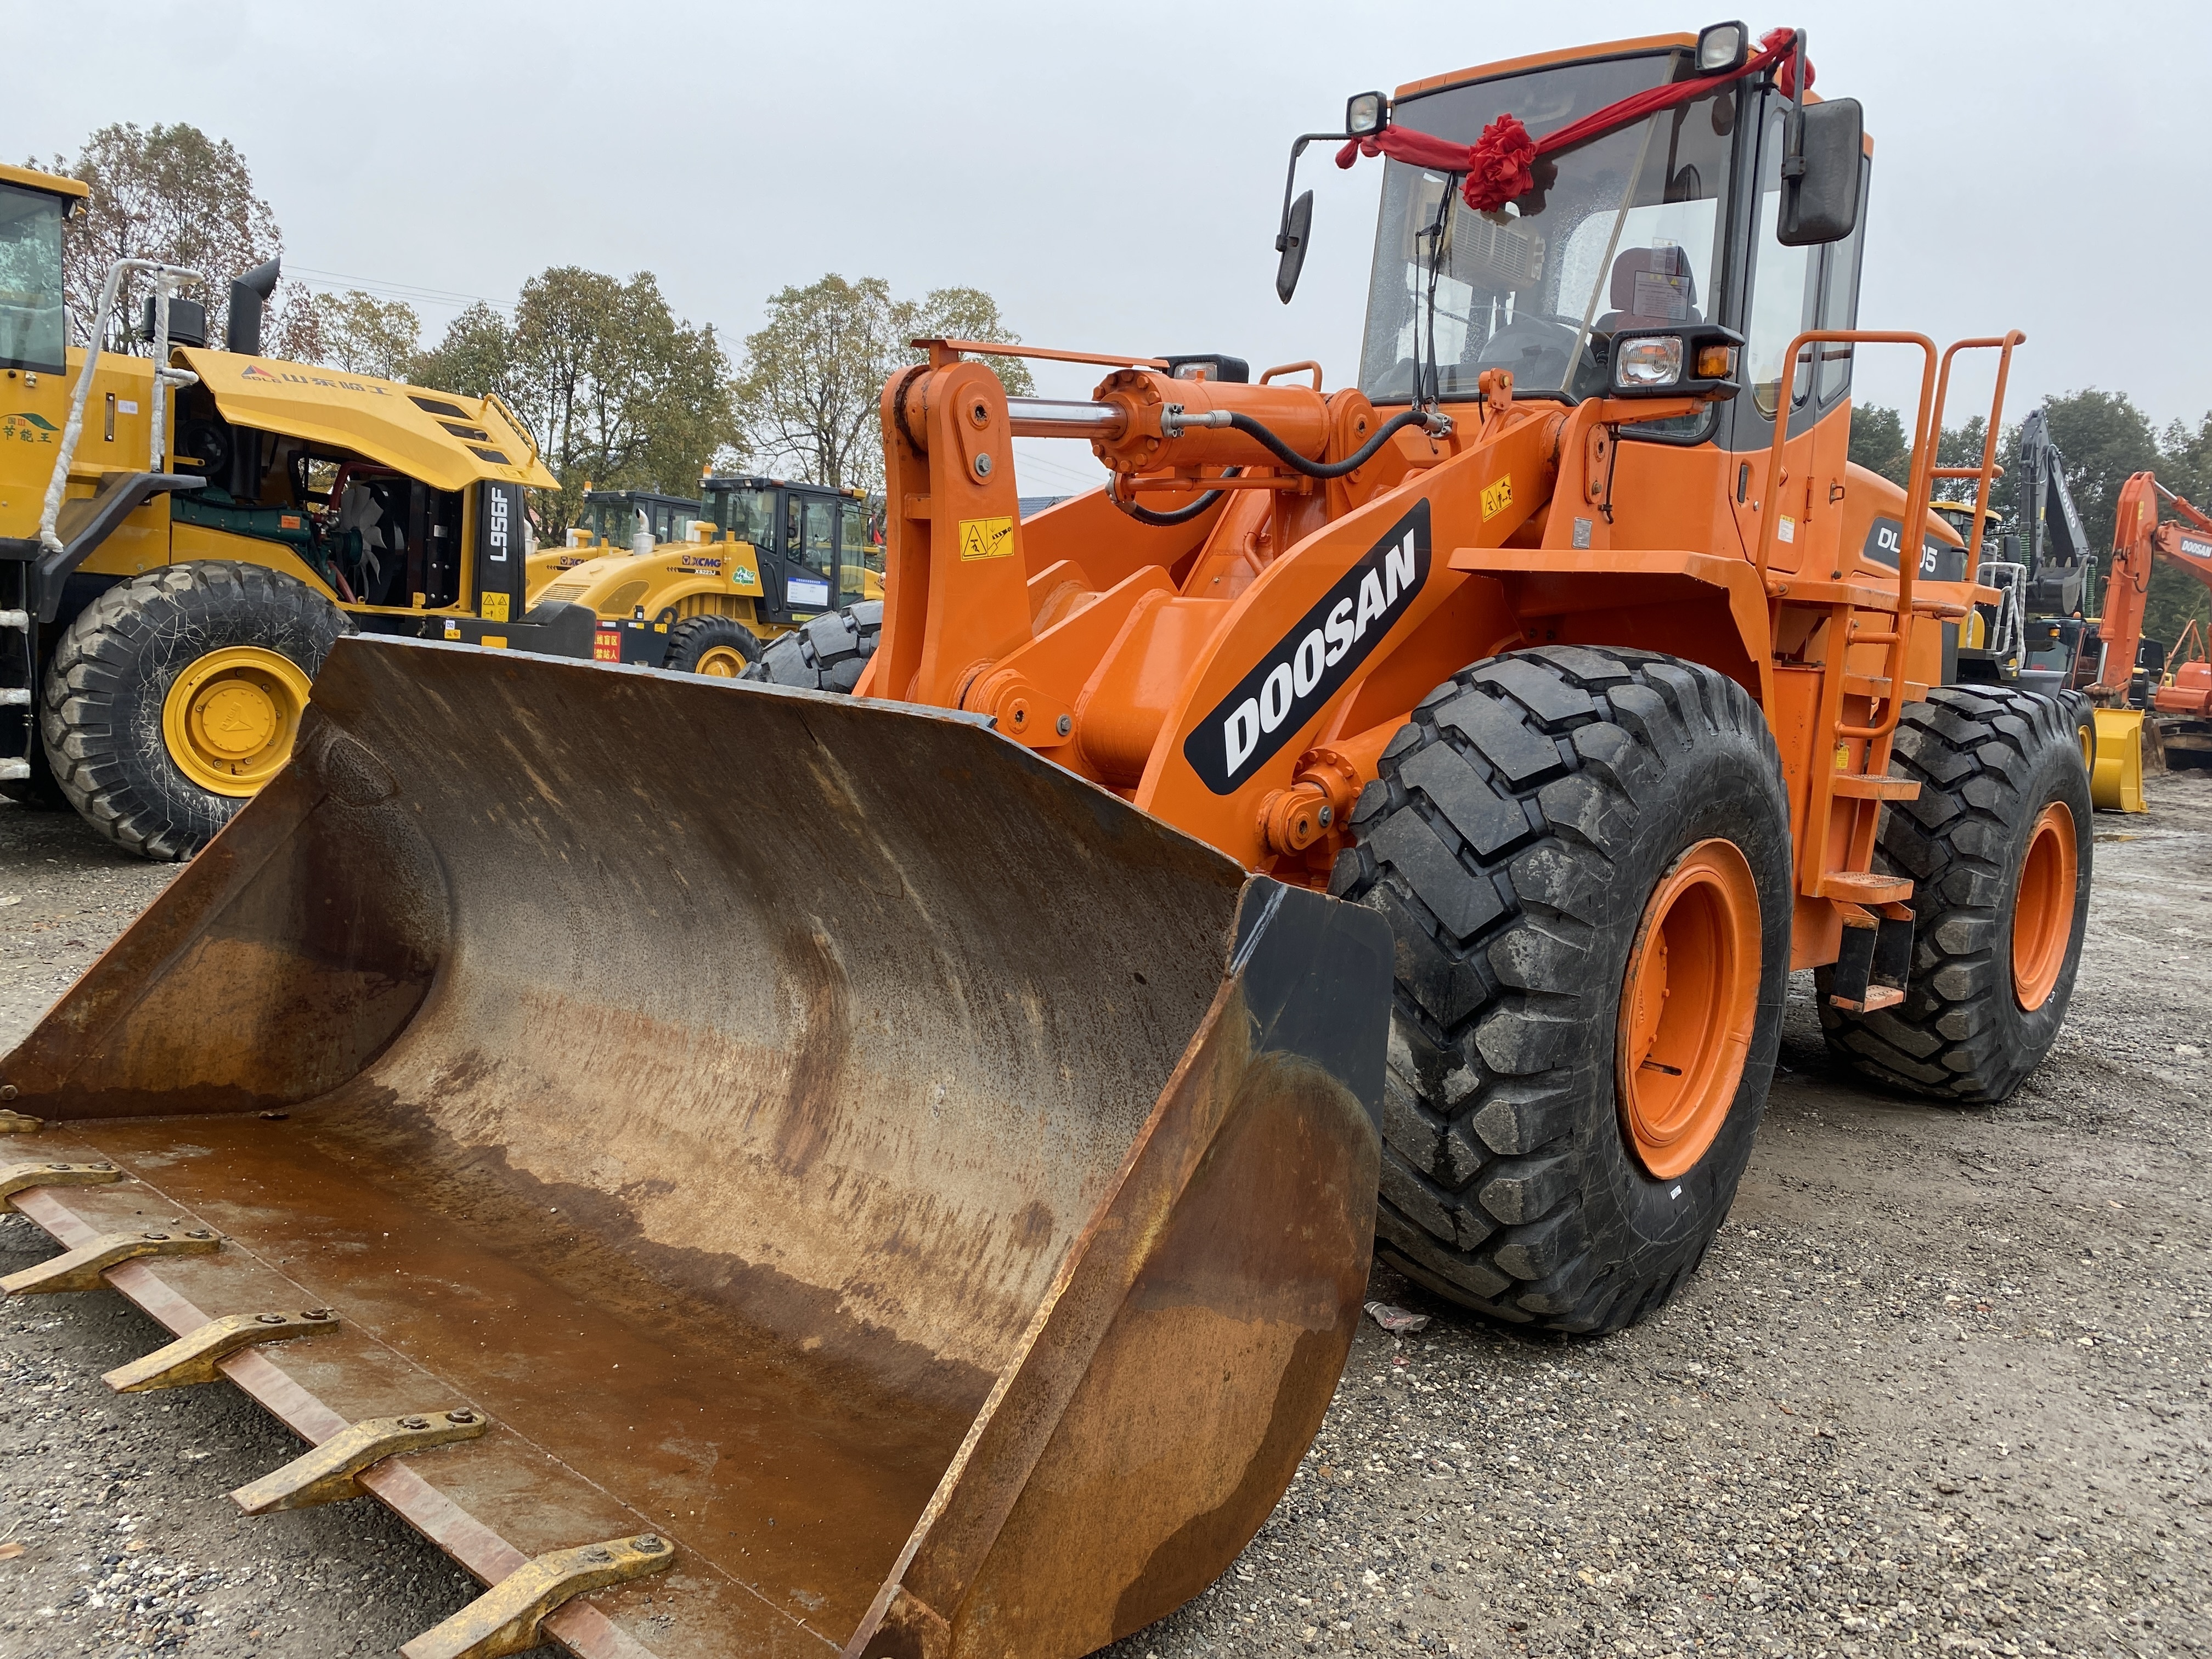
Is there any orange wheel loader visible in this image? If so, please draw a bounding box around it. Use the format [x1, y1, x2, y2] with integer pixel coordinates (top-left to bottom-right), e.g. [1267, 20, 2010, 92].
[0, 23, 2091, 1659]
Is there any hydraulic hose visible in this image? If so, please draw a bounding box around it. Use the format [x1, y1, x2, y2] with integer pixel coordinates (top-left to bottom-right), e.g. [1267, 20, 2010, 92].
[1223, 407, 1441, 479]
[1109, 469, 1240, 528]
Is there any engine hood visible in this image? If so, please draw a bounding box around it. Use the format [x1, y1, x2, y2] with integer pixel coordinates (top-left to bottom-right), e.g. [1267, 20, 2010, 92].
[178, 349, 558, 492]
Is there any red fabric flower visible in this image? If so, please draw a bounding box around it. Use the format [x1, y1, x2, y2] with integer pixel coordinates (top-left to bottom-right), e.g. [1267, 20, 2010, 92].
[1462, 114, 1537, 213]
[1764, 27, 1814, 99]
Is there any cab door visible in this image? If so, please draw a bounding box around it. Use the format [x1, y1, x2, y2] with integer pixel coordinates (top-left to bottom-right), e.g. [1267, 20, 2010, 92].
[1723, 92, 1865, 580]
[783, 496, 837, 616]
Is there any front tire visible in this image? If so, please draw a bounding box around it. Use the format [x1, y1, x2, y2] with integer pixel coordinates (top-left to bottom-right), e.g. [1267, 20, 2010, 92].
[41, 562, 347, 861]
[1329, 647, 1792, 1334]
[1819, 686, 2092, 1102]
[662, 614, 760, 678]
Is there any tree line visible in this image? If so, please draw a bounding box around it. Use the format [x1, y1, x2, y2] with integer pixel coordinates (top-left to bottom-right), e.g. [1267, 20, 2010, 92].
[1850, 391, 2212, 653]
[33, 123, 1032, 538]
[31, 123, 2212, 652]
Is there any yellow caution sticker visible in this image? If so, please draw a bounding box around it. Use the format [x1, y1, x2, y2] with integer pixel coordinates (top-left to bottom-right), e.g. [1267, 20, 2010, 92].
[481, 635, 507, 650]
[1481, 476, 1514, 521]
[481, 591, 511, 622]
[442, 620, 461, 640]
[959, 516, 1015, 561]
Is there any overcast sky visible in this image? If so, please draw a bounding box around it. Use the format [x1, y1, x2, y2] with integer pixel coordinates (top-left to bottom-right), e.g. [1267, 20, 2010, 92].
[15, 1, 2206, 499]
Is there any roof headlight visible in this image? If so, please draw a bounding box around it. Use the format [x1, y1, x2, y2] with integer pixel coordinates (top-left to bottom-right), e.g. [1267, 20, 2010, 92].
[1345, 91, 1388, 137]
[1696, 20, 1750, 73]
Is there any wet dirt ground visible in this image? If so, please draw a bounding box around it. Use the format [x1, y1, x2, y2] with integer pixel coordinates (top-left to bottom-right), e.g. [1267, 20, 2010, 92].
[0, 772, 2205, 1659]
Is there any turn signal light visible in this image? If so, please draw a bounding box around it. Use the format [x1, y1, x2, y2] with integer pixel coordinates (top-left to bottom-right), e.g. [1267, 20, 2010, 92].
[1695, 342, 1739, 379]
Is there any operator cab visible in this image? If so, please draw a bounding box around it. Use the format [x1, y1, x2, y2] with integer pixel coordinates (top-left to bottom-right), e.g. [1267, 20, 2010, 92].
[569, 489, 701, 551]
[1353, 31, 1867, 458]
[701, 475, 876, 620]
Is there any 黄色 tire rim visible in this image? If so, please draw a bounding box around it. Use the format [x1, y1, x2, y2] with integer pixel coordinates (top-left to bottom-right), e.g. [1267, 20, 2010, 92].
[1617, 838, 1762, 1181]
[160, 645, 312, 797]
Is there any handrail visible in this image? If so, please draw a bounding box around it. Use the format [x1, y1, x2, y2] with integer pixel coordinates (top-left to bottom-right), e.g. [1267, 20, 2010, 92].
[1927, 331, 2025, 569]
[1754, 331, 1940, 745]
[38, 258, 203, 553]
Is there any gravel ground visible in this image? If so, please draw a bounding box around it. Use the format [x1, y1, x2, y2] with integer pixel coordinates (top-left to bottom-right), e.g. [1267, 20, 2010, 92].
[0, 772, 2207, 1659]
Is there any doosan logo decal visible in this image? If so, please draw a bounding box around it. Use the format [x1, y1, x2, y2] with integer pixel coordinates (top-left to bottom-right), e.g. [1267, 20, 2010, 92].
[1185, 500, 1430, 795]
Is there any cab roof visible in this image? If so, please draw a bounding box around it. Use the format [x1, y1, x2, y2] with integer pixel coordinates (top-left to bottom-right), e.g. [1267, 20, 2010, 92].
[0, 161, 91, 202]
[1389, 31, 1867, 155]
[1395, 33, 1695, 100]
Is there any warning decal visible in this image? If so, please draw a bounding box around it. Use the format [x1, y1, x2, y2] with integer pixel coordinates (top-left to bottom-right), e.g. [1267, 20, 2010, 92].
[1481, 476, 1513, 521]
[958, 516, 1015, 561]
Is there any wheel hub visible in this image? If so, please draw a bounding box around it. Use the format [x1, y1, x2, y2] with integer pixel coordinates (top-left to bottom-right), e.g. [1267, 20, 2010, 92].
[2010, 800, 2077, 1011]
[160, 646, 312, 797]
[1617, 838, 1761, 1181]
[696, 646, 748, 678]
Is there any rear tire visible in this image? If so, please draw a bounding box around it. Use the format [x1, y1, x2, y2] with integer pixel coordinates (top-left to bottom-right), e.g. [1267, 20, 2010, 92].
[41, 562, 346, 861]
[1819, 686, 2092, 1103]
[1329, 647, 1792, 1334]
[662, 615, 760, 678]
[742, 600, 881, 693]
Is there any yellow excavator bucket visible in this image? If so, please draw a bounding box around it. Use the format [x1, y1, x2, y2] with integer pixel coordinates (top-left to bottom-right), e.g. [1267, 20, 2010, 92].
[0, 637, 1390, 1659]
[2090, 707, 2149, 812]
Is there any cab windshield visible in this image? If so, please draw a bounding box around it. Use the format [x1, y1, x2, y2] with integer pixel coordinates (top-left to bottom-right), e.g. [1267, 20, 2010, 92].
[1358, 52, 1739, 404]
[0, 183, 67, 375]
[715, 486, 776, 548]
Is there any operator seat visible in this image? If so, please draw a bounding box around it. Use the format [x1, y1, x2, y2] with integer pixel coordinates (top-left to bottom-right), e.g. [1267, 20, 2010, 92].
[1594, 245, 1701, 337]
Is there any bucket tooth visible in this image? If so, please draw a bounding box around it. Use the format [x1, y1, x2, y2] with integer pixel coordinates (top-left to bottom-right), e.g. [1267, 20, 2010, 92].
[231, 1408, 489, 1515]
[399, 1533, 675, 1659]
[0, 1227, 218, 1295]
[103, 1308, 339, 1393]
[0, 1109, 42, 1135]
[0, 1159, 121, 1211]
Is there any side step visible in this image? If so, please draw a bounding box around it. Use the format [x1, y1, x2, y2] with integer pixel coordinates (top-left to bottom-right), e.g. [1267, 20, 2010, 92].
[1826, 898, 1915, 1013]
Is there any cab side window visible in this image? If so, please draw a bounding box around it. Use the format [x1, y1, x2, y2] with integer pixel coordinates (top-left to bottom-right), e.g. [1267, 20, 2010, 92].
[1812, 170, 1867, 406]
[1744, 107, 1820, 422]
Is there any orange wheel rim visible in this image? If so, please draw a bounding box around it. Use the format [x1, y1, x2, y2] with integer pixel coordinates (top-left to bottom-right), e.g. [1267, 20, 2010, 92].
[1617, 838, 1762, 1181]
[2011, 801, 2077, 1011]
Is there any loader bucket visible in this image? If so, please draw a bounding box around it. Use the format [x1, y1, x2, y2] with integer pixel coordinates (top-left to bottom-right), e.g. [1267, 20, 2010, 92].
[2090, 706, 2149, 812]
[0, 637, 1390, 1659]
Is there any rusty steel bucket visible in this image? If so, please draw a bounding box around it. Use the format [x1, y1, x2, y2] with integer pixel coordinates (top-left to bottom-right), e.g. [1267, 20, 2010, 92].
[0, 636, 1389, 1659]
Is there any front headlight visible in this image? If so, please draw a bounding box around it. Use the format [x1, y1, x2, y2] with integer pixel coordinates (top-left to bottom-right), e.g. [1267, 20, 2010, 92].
[1615, 336, 1684, 390]
[1346, 91, 1387, 136]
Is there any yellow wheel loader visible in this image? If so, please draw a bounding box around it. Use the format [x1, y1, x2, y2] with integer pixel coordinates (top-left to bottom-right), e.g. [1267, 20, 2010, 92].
[521, 486, 702, 596]
[0, 25, 2092, 1659]
[0, 161, 596, 860]
[530, 475, 885, 674]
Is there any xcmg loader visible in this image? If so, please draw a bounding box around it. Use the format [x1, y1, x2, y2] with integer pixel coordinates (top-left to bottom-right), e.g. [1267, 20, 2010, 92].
[532, 474, 884, 675]
[0, 24, 2091, 1658]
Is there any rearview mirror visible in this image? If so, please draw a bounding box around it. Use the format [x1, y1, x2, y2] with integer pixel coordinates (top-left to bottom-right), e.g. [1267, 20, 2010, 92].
[1778, 97, 1864, 246]
[1275, 189, 1313, 305]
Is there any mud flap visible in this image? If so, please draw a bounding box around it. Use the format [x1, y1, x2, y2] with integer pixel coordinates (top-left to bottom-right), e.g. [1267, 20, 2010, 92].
[0, 636, 1392, 1659]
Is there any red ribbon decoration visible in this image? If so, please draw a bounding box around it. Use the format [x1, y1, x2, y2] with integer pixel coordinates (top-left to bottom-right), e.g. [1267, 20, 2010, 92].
[1337, 29, 1813, 214]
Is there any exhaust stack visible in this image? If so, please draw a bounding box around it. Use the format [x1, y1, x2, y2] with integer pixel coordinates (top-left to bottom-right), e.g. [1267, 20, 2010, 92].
[224, 257, 281, 356]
